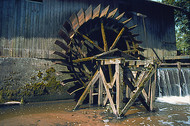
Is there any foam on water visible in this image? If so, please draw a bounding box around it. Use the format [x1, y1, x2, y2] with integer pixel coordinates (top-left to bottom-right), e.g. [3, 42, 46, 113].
[156, 95, 190, 105]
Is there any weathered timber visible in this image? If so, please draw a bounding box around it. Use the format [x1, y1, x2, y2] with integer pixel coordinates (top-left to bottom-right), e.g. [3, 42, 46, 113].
[128, 25, 137, 31]
[68, 87, 85, 95]
[85, 5, 92, 22]
[70, 13, 79, 31]
[107, 8, 118, 18]
[72, 56, 95, 63]
[76, 31, 104, 52]
[109, 27, 125, 50]
[116, 63, 124, 114]
[120, 67, 156, 116]
[100, 5, 109, 18]
[101, 21, 108, 51]
[92, 4, 101, 19]
[74, 70, 100, 110]
[115, 12, 125, 20]
[63, 21, 73, 35]
[98, 76, 103, 106]
[58, 30, 71, 45]
[123, 68, 150, 111]
[55, 40, 70, 52]
[77, 8, 85, 26]
[53, 51, 69, 59]
[103, 71, 117, 105]
[100, 67, 118, 116]
[122, 18, 132, 24]
[89, 81, 94, 105]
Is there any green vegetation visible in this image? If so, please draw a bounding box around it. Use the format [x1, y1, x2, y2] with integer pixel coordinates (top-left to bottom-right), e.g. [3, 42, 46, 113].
[0, 67, 65, 103]
[162, 0, 190, 55]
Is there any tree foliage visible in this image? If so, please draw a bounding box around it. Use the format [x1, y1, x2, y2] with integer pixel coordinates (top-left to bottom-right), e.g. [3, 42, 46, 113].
[162, 0, 190, 55]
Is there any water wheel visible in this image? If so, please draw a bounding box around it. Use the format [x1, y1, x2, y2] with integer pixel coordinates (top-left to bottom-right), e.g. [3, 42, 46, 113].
[54, 5, 145, 100]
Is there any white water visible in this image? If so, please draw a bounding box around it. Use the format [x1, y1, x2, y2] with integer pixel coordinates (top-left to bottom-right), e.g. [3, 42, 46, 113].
[157, 68, 190, 105]
[156, 95, 190, 105]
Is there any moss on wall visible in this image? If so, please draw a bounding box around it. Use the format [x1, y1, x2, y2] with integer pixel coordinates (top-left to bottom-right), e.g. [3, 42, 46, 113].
[0, 67, 68, 103]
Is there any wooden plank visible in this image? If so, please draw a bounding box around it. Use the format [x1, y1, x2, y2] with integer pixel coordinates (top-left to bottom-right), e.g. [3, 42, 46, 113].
[98, 77, 103, 106]
[53, 51, 68, 59]
[85, 5, 92, 22]
[77, 8, 85, 26]
[128, 25, 137, 31]
[101, 58, 123, 65]
[101, 21, 108, 51]
[122, 18, 132, 25]
[69, 13, 79, 31]
[177, 62, 185, 96]
[99, 68, 112, 89]
[107, 8, 118, 18]
[92, 4, 101, 19]
[55, 40, 70, 52]
[150, 79, 156, 111]
[115, 12, 125, 20]
[74, 70, 100, 110]
[63, 21, 74, 36]
[150, 65, 157, 111]
[58, 30, 71, 44]
[100, 5, 109, 18]
[116, 64, 120, 113]
[119, 64, 124, 113]
[109, 27, 125, 50]
[89, 82, 94, 105]
[77, 31, 104, 52]
[136, 71, 148, 101]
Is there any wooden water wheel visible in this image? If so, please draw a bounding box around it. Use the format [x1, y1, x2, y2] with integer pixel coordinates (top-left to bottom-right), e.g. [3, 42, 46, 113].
[54, 5, 145, 99]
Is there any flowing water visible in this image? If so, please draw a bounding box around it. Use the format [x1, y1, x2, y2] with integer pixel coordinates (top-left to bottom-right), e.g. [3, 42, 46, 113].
[0, 68, 189, 126]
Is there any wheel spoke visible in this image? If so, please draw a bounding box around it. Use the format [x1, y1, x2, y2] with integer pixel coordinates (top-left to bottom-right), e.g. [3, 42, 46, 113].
[72, 56, 96, 63]
[101, 21, 108, 51]
[125, 40, 131, 50]
[101, 21, 113, 81]
[77, 31, 104, 52]
[109, 27, 125, 50]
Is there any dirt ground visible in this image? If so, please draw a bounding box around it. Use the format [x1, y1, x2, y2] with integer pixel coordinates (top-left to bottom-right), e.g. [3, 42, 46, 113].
[0, 107, 155, 126]
[1, 99, 184, 126]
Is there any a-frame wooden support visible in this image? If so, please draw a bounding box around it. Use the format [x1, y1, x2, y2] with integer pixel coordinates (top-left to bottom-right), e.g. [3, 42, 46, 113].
[74, 58, 124, 116]
[74, 58, 157, 117]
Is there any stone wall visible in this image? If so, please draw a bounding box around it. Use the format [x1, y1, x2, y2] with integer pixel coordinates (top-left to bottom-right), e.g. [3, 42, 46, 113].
[0, 57, 74, 102]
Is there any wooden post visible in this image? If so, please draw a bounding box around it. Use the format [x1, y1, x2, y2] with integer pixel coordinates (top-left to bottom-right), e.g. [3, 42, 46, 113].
[116, 64, 120, 113]
[150, 64, 157, 111]
[177, 62, 185, 96]
[147, 79, 152, 105]
[89, 83, 94, 105]
[98, 77, 103, 106]
[126, 85, 131, 99]
[116, 64, 124, 114]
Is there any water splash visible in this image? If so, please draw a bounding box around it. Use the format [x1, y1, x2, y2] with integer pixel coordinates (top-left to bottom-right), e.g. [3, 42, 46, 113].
[156, 95, 190, 105]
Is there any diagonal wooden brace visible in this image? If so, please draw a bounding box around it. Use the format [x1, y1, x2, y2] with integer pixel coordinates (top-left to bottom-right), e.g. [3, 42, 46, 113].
[74, 70, 100, 110]
[120, 67, 156, 116]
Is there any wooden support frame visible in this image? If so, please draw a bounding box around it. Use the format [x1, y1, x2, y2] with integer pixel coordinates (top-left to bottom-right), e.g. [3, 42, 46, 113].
[74, 58, 157, 117]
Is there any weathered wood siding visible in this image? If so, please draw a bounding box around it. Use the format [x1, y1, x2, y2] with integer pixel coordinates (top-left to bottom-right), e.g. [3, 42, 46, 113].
[0, 0, 177, 59]
[0, 0, 117, 58]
